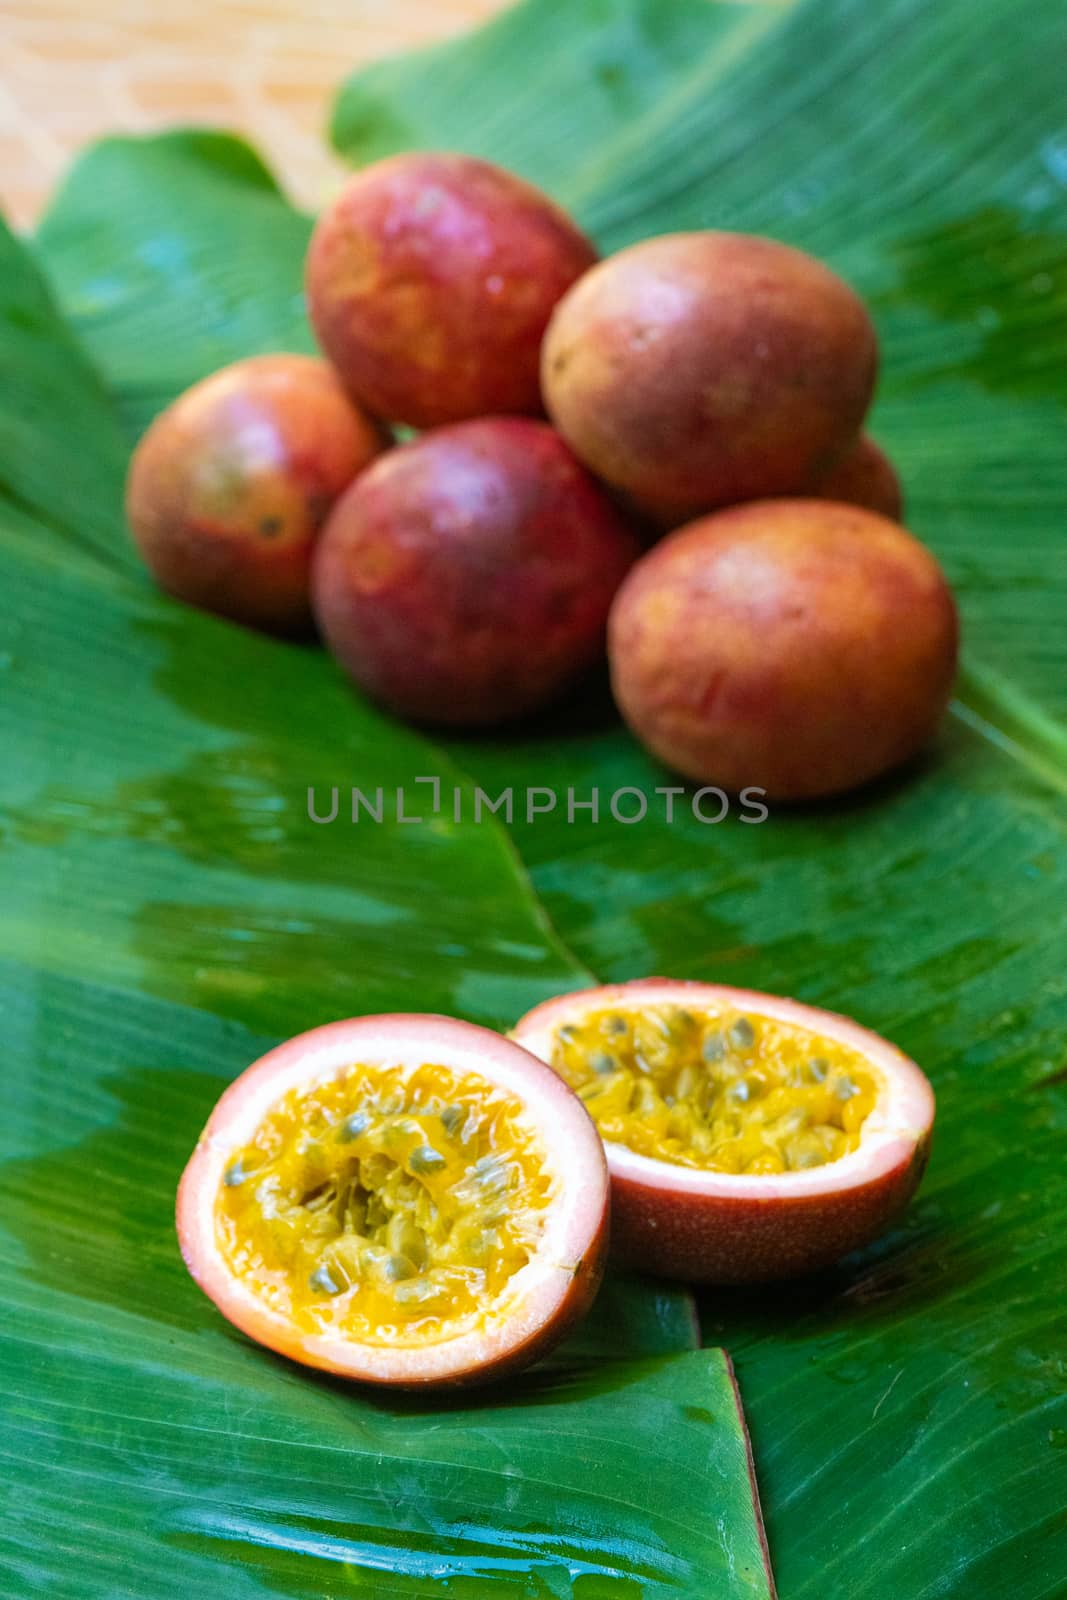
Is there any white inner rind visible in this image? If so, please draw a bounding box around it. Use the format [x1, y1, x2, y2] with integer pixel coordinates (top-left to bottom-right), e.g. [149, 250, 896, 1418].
[514, 980, 934, 1199]
[178, 1014, 607, 1382]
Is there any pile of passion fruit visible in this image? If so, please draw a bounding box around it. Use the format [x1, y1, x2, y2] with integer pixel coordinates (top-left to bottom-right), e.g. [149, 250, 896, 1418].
[128, 153, 959, 801]
[178, 981, 935, 1387]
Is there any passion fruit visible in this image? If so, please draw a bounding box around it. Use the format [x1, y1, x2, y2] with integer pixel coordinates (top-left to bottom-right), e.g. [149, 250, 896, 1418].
[634, 432, 905, 538]
[306, 154, 597, 428]
[815, 434, 904, 521]
[514, 980, 935, 1283]
[126, 354, 388, 634]
[177, 1015, 609, 1387]
[311, 417, 640, 727]
[608, 499, 959, 801]
[542, 231, 878, 521]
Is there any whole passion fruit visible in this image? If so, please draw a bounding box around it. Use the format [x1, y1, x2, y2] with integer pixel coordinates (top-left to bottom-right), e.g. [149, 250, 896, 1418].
[306, 154, 597, 428]
[542, 231, 878, 522]
[514, 980, 934, 1283]
[177, 1015, 609, 1387]
[608, 499, 959, 801]
[815, 433, 903, 521]
[126, 354, 387, 634]
[311, 417, 640, 726]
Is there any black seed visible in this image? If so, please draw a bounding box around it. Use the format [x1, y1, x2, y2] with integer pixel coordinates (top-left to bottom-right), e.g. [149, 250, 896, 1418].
[259, 515, 283, 538]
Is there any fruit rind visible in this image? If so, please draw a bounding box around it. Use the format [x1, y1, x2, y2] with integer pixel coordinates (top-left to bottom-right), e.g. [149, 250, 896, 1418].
[126, 353, 387, 634]
[306, 153, 597, 427]
[177, 1014, 609, 1386]
[815, 433, 904, 521]
[311, 417, 639, 727]
[513, 979, 934, 1283]
[542, 231, 877, 513]
[607, 499, 959, 801]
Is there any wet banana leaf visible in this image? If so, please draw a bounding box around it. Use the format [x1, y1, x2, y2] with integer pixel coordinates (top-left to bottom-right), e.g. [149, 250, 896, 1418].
[0, 198, 767, 1596]
[14, 0, 1067, 1593]
[0, 958, 768, 1599]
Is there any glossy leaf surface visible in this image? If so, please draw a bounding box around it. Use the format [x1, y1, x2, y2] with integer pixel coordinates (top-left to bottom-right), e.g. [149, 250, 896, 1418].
[10, 0, 1067, 1592]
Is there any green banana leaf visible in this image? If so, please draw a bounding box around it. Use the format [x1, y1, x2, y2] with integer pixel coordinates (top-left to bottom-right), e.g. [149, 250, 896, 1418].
[6, 0, 1067, 1592]
[2, 957, 776, 1600]
[0, 214, 770, 1596]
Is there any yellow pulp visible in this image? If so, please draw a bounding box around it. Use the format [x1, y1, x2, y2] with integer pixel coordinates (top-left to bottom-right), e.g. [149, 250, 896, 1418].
[216, 1061, 556, 1345]
[551, 1004, 878, 1174]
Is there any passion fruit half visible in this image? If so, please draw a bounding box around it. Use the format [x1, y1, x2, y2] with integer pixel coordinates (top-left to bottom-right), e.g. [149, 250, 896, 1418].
[177, 1015, 609, 1386]
[513, 980, 934, 1283]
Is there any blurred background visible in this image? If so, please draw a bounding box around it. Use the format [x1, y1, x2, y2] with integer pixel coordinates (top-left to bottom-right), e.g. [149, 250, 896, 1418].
[1, 0, 508, 227]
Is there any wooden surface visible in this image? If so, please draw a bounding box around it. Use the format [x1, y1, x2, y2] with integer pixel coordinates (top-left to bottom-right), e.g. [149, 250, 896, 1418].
[1, 0, 508, 228]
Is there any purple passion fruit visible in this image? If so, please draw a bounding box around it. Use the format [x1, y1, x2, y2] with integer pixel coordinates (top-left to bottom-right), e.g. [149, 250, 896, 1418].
[542, 231, 878, 522]
[624, 432, 905, 539]
[177, 1014, 609, 1387]
[306, 154, 597, 427]
[815, 434, 904, 521]
[126, 354, 388, 634]
[608, 499, 959, 801]
[514, 979, 935, 1283]
[311, 417, 640, 727]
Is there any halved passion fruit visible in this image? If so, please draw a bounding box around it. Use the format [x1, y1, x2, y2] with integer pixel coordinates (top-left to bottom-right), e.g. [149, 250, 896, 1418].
[177, 1015, 609, 1386]
[513, 980, 934, 1283]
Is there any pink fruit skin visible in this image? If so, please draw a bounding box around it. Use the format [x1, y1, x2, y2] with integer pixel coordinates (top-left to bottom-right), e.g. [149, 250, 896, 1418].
[543, 231, 878, 520]
[608, 499, 959, 801]
[312, 418, 640, 727]
[609, 1143, 930, 1283]
[815, 433, 904, 521]
[126, 354, 387, 634]
[306, 154, 597, 428]
[623, 433, 905, 539]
